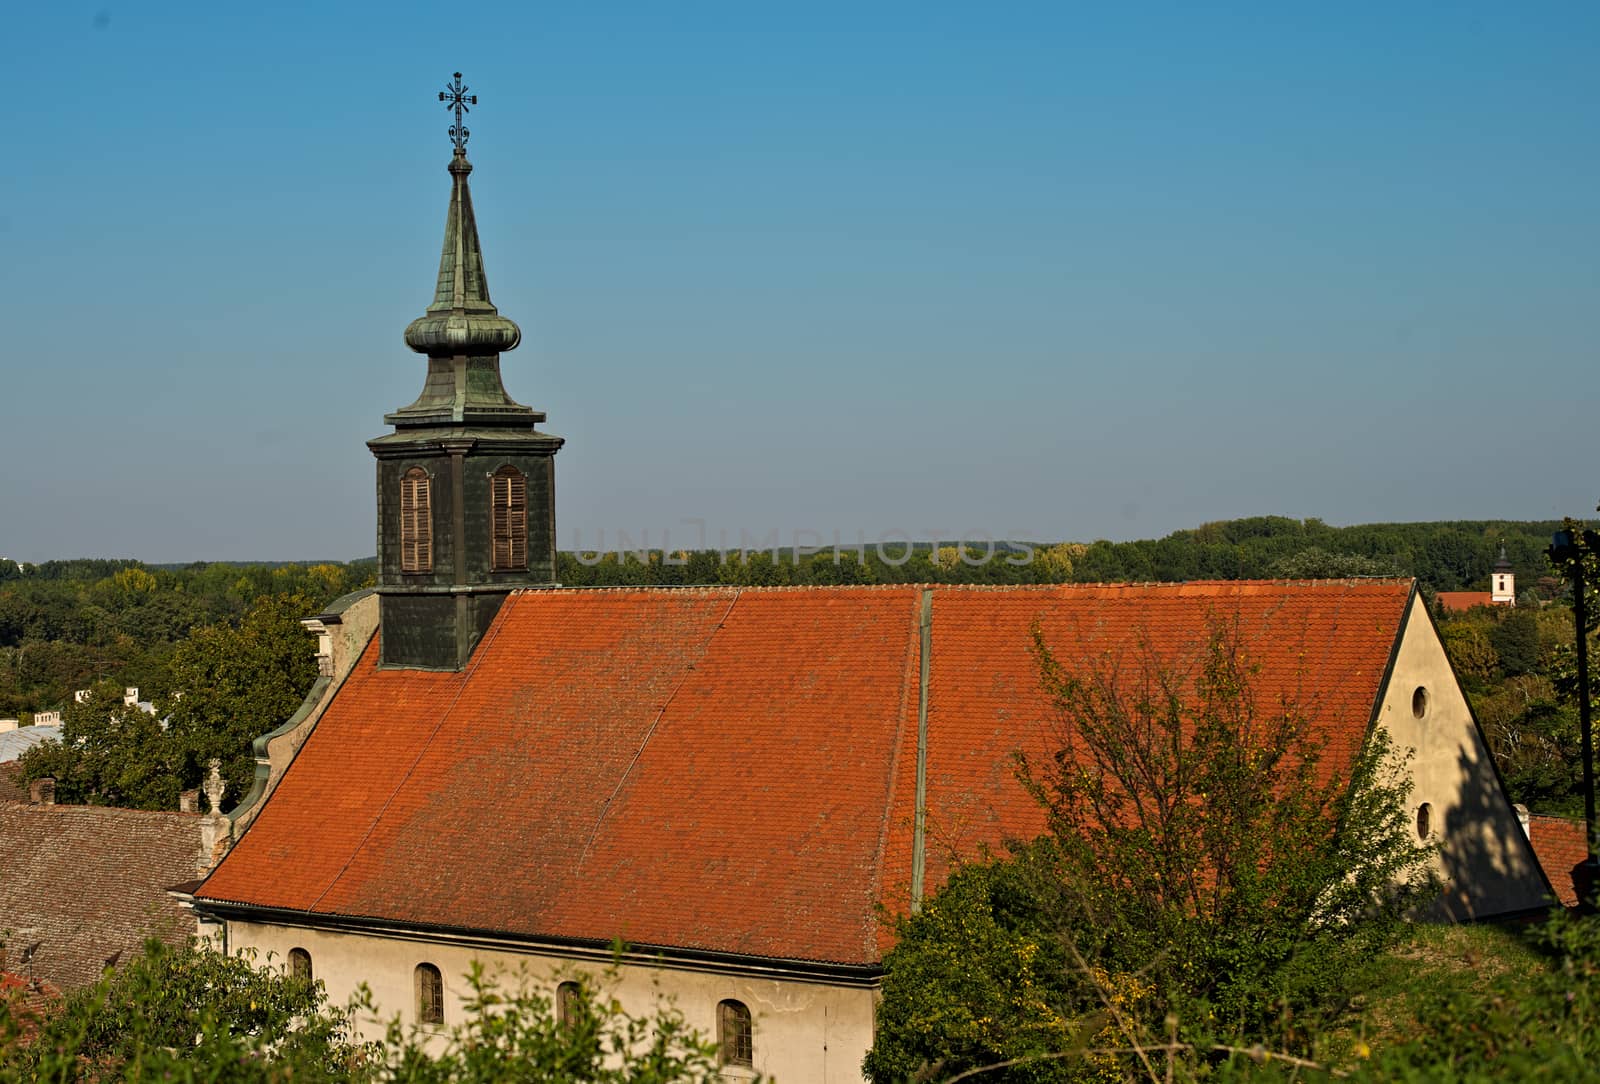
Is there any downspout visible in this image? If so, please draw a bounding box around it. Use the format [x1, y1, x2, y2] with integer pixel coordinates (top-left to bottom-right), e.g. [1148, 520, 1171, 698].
[910, 588, 932, 912]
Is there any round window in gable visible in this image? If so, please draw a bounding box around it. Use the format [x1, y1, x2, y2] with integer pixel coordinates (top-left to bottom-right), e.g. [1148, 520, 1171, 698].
[1416, 802, 1432, 840]
[1412, 686, 1429, 719]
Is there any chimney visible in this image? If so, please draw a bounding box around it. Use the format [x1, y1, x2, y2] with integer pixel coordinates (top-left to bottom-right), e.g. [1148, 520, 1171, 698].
[1515, 803, 1531, 837]
[123, 687, 140, 707]
[179, 790, 200, 814]
[0, 719, 17, 733]
[29, 777, 56, 806]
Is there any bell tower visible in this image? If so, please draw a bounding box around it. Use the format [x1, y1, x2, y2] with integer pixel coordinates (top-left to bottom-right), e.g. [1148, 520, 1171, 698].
[1491, 545, 1515, 606]
[369, 73, 563, 669]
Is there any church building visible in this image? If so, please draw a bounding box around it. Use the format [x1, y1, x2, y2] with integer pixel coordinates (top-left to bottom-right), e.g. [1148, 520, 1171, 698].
[187, 82, 1554, 1081]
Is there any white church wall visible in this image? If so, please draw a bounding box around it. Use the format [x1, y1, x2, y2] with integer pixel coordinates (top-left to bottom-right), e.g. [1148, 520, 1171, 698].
[226, 918, 878, 1083]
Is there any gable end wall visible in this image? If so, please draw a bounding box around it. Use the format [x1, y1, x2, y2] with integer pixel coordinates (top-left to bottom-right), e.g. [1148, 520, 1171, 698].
[1375, 593, 1551, 917]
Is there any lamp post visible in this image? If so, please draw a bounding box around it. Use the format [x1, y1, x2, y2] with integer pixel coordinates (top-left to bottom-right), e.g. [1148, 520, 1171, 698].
[1550, 527, 1600, 909]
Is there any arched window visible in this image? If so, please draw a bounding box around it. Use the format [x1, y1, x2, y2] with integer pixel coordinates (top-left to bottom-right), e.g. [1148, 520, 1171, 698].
[288, 948, 312, 983]
[556, 980, 582, 1028]
[717, 999, 753, 1068]
[490, 465, 527, 571]
[400, 467, 433, 573]
[415, 962, 444, 1025]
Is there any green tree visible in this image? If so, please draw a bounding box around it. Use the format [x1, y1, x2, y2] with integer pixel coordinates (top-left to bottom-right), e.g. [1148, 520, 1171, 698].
[1268, 548, 1400, 580]
[866, 621, 1433, 1082]
[162, 593, 321, 809]
[18, 681, 182, 809]
[1489, 610, 1540, 677]
[1439, 621, 1500, 688]
[0, 937, 361, 1084]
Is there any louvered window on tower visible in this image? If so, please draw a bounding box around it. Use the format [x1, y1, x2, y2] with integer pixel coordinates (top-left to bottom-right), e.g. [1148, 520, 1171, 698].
[400, 467, 433, 573]
[491, 465, 527, 571]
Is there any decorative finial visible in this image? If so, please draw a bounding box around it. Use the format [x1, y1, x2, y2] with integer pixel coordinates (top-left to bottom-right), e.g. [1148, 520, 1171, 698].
[203, 758, 226, 815]
[438, 71, 478, 154]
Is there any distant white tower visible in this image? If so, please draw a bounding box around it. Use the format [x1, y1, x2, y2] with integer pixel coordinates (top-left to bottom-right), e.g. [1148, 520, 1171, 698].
[1491, 545, 1515, 606]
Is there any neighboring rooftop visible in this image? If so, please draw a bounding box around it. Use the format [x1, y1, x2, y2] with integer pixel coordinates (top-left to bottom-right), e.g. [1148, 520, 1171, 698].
[1527, 814, 1590, 908]
[199, 580, 1414, 967]
[1435, 590, 1499, 613]
[0, 725, 62, 762]
[0, 802, 204, 989]
[0, 762, 24, 803]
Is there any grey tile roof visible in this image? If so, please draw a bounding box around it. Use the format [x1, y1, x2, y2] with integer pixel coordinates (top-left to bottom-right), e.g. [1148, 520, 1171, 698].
[0, 726, 62, 763]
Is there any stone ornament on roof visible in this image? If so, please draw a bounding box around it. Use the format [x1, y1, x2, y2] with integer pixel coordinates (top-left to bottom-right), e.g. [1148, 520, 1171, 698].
[203, 759, 226, 816]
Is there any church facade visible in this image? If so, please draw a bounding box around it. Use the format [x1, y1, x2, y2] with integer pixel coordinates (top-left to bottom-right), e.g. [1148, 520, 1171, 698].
[187, 94, 1554, 1081]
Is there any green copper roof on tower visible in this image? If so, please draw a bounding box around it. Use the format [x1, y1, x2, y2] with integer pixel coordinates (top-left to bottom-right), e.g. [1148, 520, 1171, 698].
[403, 150, 523, 356]
[403, 72, 521, 358]
[389, 73, 540, 426]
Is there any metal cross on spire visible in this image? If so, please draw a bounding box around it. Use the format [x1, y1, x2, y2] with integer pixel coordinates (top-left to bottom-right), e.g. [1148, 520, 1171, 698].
[439, 71, 478, 153]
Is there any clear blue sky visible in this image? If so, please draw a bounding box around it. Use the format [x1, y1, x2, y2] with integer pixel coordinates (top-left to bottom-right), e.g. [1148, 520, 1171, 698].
[3, 2, 1597, 562]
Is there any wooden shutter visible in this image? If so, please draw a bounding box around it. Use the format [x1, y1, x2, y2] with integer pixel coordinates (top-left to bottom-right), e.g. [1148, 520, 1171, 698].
[491, 466, 527, 571]
[400, 468, 432, 573]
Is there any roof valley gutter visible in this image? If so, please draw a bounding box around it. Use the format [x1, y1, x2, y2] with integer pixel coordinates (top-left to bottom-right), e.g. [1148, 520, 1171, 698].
[911, 588, 932, 911]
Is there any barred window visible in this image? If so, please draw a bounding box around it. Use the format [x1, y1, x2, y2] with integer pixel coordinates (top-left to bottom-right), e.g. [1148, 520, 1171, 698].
[288, 948, 312, 983]
[490, 465, 527, 571]
[556, 980, 583, 1028]
[415, 963, 444, 1025]
[717, 999, 753, 1068]
[400, 467, 433, 573]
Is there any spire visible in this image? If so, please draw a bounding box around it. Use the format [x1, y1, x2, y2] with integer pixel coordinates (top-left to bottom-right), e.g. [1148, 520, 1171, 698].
[1495, 544, 1513, 572]
[403, 150, 523, 356]
[389, 73, 537, 427]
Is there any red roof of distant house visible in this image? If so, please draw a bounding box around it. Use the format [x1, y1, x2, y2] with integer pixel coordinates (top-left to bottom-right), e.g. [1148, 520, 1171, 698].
[0, 971, 60, 1041]
[1435, 591, 1497, 613]
[1528, 814, 1590, 908]
[197, 580, 1414, 967]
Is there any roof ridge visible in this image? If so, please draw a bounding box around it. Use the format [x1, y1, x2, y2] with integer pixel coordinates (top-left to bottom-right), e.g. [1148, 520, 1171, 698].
[508, 578, 1412, 597]
[0, 804, 203, 821]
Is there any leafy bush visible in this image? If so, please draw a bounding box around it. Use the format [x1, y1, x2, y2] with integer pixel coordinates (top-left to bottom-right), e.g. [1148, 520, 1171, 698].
[866, 620, 1435, 1082]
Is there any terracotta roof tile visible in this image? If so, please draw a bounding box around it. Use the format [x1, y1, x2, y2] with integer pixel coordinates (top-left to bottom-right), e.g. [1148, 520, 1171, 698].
[199, 580, 1413, 966]
[1435, 591, 1495, 613]
[1528, 814, 1590, 907]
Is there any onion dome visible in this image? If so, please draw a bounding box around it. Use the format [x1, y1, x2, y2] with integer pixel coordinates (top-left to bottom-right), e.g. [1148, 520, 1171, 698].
[403, 151, 522, 356]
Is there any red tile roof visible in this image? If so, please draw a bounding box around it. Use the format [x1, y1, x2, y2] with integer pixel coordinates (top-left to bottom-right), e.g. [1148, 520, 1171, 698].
[1528, 814, 1590, 908]
[198, 580, 1414, 967]
[1435, 591, 1496, 613]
